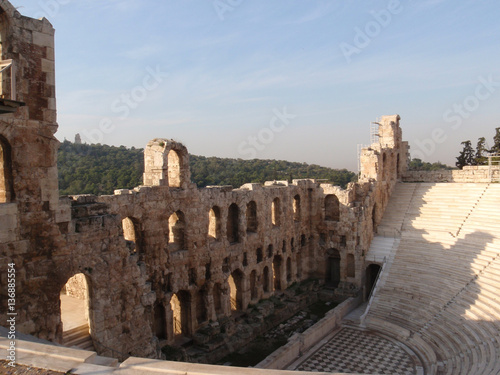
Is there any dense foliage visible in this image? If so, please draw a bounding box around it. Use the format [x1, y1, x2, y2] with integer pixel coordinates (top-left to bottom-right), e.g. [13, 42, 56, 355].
[456, 127, 500, 169]
[408, 158, 453, 171]
[57, 141, 357, 196]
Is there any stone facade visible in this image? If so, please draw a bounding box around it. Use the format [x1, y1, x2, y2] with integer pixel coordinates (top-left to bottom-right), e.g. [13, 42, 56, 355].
[0, 1, 409, 361]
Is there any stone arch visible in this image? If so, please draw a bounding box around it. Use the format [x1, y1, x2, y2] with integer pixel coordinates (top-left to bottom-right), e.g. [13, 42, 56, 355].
[170, 291, 190, 337]
[272, 255, 282, 291]
[168, 210, 186, 251]
[228, 270, 243, 311]
[0, 135, 14, 203]
[196, 289, 207, 325]
[122, 217, 142, 255]
[293, 194, 301, 221]
[347, 254, 355, 278]
[286, 257, 292, 283]
[167, 149, 183, 188]
[325, 249, 341, 287]
[60, 273, 92, 346]
[250, 270, 257, 301]
[153, 303, 167, 340]
[208, 206, 221, 240]
[227, 203, 240, 243]
[272, 197, 280, 226]
[246, 200, 258, 233]
[325, 194, 340, 221]
[0, 12, 13, 99]
[263, 266, 270, 293]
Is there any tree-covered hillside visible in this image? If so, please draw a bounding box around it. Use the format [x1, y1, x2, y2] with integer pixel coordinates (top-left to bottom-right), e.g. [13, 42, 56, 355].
[57, 141, 357, 196]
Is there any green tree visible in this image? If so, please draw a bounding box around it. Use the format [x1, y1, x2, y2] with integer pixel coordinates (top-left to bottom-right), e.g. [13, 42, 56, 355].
[474, 137, 488, 165]
[490, 127, 500, 154]
[456, 140, 474, 169]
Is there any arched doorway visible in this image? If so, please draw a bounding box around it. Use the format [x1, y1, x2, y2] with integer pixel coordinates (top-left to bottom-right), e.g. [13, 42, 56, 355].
[325, 249, 341, 288]
[366, 264, 381, 299]
[273, 255, 282, 291]
[170, 291, 190, 338]
[228, 270, 243, 311]
[60, 274, 93, 350]
[0, 135, 14, 203]
[153, 303, 167, 340]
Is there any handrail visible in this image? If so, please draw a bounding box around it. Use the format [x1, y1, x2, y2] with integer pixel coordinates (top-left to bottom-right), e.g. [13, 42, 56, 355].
[0, 59, 16, 100]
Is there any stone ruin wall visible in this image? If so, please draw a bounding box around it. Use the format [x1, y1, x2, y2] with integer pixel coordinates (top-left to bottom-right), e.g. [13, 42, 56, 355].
[0, 1, 408, 361]
[403, 165, 500, 183]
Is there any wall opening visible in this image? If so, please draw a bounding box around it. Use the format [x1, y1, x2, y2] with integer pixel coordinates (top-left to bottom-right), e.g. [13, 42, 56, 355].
[196, 290, 207, 325]
[153, 303, 167, 340]
[227, 203, 240, 244]
[256, 247, 263, 263]
[250, 270, 257, 301]
[325, 249, 341, 288]
[213, 283, 223, 316]
[208, 206, 221, 240]
[293, 194, 301, 221]
[168, 211, 186, 251]
[325, 194, 340, 221]
[60, 274, 91, 348]
[122, 217, 142, 255]
[229, 270, 243, 311]
[272, 197, 280, 226]
[372, 203, 377, 231]
[167, 149, 182, 188]
[0, 136, 14, 203]
[301, 234, 306, 247]
[296, 252, 302, 279]
[170, 292, 190, 337]
[263, 266, 270, 293]
[273, 255, 282, 291]
[286, 257, 292, 283]
[267, 244, 273, 259]
[366, 264, 381, 299]
[347, 254, 355, 278]
[290, 238, 295, 252]
[246, 201, 258, 233]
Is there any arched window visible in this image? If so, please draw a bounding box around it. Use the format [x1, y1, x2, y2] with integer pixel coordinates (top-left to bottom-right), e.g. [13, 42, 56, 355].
[227, 204, 240, 243]
[171, 291, 190, 337]
[325, 194, 340, 221]
[347, 254, 355, 278]
[229, 270, 243, 311]
[167, 150, 182, 188]
[168, 211, 186, 251]
[0, 136, 14, 203]
[272, 197, 280, 226]
[208, 206, 221, 240]
[246, 201, 258, 233]
[293, 194, 301, 221]
[122, 217, 142, 255]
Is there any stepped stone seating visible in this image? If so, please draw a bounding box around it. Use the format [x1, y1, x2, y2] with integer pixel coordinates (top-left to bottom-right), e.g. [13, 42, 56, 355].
[365, 182, 500, 375]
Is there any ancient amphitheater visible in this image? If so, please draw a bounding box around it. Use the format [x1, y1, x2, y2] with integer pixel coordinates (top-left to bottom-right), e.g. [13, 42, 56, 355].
[0, 2, 499, 374]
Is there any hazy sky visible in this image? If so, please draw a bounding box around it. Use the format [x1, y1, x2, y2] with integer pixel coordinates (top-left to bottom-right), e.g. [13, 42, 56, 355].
[11, 0, 500, 171]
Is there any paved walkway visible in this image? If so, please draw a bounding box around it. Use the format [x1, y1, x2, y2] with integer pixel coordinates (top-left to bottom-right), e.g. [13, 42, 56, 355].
[290, 327, 417, 374]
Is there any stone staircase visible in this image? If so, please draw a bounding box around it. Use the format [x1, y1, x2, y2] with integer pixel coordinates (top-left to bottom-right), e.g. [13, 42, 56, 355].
[63, 324, 94, 351]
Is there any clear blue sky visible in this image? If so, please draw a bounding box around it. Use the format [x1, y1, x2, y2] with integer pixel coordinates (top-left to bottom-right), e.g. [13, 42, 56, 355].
[11, 0, 500, 171]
